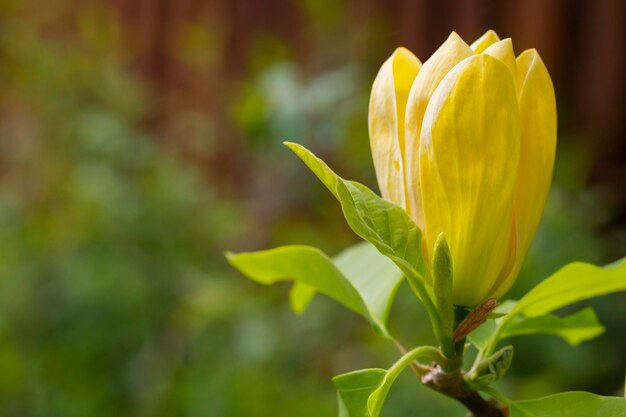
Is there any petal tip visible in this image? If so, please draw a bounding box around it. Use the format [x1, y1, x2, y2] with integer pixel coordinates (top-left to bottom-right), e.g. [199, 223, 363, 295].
[392, 46, 420, 65]
[394, 46, 412, 55]
[517, 48, 549, 68]
[447, 31, 465, 43]
[470, 29, 501, 53]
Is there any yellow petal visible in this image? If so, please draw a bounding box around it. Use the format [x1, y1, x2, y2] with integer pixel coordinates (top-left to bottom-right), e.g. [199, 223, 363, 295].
[404, 32, 473, 227]
[470, 30, 500, 53]
[482, 38, 517, 85]
[491, 49, 557, 299]
[419, 54, 521, 306]
[369, 47, 421, 209]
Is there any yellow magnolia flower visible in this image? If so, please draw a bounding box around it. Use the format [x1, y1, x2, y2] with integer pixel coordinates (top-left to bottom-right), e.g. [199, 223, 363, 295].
[369, 30, 557, 306]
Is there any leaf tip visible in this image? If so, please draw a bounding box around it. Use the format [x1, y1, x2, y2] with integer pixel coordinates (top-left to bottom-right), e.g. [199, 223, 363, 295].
[224, 251, 237, 264]
[283, 141, 299, 151]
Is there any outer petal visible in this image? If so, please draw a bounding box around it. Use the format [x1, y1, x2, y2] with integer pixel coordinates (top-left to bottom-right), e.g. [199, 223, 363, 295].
[419, 54, 521, 306]
[470, 30, 500, 53]
[369, 47, 421, 209]
[404, 32, 473, 227]
[482, 38, 517, 84]
[491, 49, 557, 298]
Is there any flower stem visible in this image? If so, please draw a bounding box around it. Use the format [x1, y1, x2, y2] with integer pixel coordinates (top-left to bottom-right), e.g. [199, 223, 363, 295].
[455, 391, 507, 417]
[420, 363, 506, 417]
[414, 307, 507, 417]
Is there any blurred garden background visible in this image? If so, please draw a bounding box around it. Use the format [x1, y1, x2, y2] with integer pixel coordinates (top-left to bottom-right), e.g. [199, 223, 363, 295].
[0, 0, 624, 416]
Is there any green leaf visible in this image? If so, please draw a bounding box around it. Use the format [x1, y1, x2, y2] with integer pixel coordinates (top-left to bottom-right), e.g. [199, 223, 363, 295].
[509, 258, 626, 318]
[501, 307, 605, 346]
[333, 241, 404, 330]
[509, 392, 626, 417]
[227, 245, 365, 313]
[477, 259, 626, 359]
[289, 282, 316, 314]
[333, 346, 442, 417]
[284, 142, 446, 344]
[289, 242, 404, 319]
[334, 369, 387, 417]
[283, 142, 424, 277]
[227, 243, 403, 337]
[467, 319, 498, 351]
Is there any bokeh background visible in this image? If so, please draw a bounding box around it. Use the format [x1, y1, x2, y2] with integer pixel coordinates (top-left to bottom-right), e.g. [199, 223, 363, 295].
[0, 0, 624, 416]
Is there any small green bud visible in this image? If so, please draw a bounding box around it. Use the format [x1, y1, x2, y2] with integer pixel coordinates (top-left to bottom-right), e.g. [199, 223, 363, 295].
[471, 345, 514, 385]
[432, 233, 454, 354]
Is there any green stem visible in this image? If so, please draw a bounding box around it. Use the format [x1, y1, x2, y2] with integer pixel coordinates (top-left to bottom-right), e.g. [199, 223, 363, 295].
[476, 313, 514, 364]
[476, 384, 510, 406]
[404, 269, 448, 352]
[389, 345, 445, 377]
[392, 338, 431, 375]
[395, 343, 505, 417]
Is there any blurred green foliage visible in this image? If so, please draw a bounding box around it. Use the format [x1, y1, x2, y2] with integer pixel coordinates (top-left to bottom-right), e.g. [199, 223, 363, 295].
[0, 1, 623, 417]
